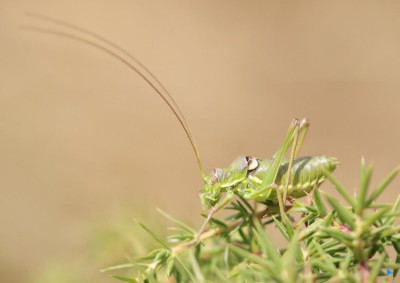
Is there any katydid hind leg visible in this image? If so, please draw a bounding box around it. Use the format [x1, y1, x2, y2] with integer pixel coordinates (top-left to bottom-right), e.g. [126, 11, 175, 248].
[282, 118, 309, 202]
[282, 122, 300, 202]
[294, 118, 310, 158]
[246, 119, 300, 200]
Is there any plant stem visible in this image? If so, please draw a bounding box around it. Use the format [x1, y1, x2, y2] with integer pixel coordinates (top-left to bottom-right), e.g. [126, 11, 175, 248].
[172, 206, 290, 255]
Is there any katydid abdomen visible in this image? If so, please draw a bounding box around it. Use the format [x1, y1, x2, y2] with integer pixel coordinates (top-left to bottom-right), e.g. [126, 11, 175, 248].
[243, 155, 339, 201]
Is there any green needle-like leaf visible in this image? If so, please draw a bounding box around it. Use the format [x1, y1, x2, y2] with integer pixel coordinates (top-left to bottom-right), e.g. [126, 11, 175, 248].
[394, 254, 400, 277]
[157, 208, 196, 234]
[175, 256, 196, 282]
[110, 275, 137, 283]
[324, 169, 358, 209]
[310, 241, 337, 274]
[101, 263, 136, 272]
[318, 227, 353, 247]
[325, 195, 355, 230]
[358, 158, 373, 214]
[228, 244, 270, 267]
[134, 218, 170, 250]
[362, 206, 391, 228]
[322, 211, 335, 227]
[368, 252, 387, 283]
[273, 216, 289, 241]
[366, 166, 400, 207]
[209, 217, 229, 229]
[238, 196, 253, 211]
[340, 251, 353, 271]
[189, 249, 205, 283]
[393, 194, 400, 212]
[281, 232, 301, 281]
[392, 236, 400, 254]
[304, 205, 318, 213]
[298, 219, 324, 241]
[165, 257, 175, 278]
[254, 219, 281, 265]
[320, 238, 341, 250]
[313, 185, 327, 217]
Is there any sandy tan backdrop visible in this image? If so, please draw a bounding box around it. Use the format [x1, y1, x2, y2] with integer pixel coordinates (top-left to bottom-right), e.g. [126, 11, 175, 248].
[1, 1, 400, 282]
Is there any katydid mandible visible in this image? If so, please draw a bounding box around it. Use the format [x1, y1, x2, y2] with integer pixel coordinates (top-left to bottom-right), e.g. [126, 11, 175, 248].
[26, 14, 339, 246]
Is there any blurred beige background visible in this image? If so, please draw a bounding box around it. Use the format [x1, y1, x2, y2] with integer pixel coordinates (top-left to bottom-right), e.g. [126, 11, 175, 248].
[1, 1, 400, 282]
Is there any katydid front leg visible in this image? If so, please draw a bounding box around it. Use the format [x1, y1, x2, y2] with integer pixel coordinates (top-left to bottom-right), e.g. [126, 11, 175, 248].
[187, 191, 234, 247]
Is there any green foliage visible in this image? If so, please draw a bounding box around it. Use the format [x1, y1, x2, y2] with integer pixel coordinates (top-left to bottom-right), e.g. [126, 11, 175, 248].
[105, 161, 400, 282]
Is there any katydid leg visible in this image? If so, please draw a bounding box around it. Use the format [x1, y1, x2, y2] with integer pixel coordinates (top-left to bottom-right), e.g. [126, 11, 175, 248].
[282, 122, 300, 202]
[246, 119, 300, 200]
[283, 118, 309, 202]
[295, 118, 309, 157]
[188, 191, 234, 247]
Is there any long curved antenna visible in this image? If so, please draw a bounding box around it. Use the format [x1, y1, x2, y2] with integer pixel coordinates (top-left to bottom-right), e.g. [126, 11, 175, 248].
[23, 18, 205, 179]
[25, 13, 192, 142]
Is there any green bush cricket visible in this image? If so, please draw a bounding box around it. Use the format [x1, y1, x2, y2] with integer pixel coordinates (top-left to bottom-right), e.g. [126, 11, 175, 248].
[26, 14, 339, 247]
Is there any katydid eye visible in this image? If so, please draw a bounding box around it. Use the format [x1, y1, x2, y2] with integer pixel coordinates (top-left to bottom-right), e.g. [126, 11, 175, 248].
[246, 156, 259, 171]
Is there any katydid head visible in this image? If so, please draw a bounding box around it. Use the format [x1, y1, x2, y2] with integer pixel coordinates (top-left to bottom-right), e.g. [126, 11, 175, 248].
[199, 156, 256, 208]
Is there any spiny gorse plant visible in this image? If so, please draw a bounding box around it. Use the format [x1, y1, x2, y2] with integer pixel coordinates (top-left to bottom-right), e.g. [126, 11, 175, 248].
[23, 15, 400, 283]
[103, 159, 400, 283]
